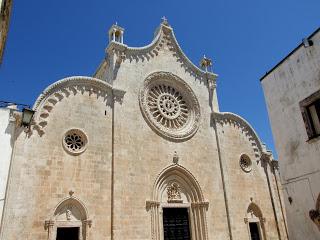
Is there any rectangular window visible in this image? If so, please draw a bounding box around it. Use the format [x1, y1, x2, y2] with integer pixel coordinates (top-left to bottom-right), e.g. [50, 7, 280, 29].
[300, 90, 320, 140]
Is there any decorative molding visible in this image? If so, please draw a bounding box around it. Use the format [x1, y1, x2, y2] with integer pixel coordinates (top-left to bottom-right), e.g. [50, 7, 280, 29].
[104, 23, 218, 88]
[239, 154, 252, 173]
[30, 76, 125, 136]
[152, 164, 205, 202]
[45, 194, 92, 240]
[148, 163, 209, 240]
[62, 128, 88, 155]
[167, 182, 183, 203]
[139, 71, 201, 141]
[146, 200, 160, 211]
[212, 112, 263, 158]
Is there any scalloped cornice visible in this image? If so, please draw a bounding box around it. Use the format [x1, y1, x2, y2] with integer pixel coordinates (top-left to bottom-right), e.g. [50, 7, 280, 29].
[31, 76, 125, 136]
[105, 23, 218, 86]
[212, 112, 264, 158]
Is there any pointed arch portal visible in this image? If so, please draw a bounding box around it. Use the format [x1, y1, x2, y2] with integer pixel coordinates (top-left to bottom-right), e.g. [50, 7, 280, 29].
[244, 203, 266, 240]
[146, 164, 209, 240]
[45, 196, 91, 240]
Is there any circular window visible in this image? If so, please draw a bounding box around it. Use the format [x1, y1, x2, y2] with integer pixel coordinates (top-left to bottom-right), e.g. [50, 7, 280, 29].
[63, 129, 88, 155]
[139, 72, 200, 141]
[239, 154, 252, 172]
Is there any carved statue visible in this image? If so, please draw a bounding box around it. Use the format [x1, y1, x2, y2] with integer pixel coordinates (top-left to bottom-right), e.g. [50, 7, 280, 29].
[66, 209, 72, 220]
[167, 182, 183, 203]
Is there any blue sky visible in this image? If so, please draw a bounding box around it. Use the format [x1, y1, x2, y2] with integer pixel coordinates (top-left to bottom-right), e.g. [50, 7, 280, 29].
[1, 0, 319, 156]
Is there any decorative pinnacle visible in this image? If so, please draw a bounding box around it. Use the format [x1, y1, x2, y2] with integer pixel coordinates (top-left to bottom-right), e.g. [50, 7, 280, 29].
[161, 16, 169, 26]
[69, 190, 74, 197]
[200, 55, 213, 72]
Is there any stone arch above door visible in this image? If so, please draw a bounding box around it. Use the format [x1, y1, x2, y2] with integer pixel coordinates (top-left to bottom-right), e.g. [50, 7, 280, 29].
[244, 202, 266, 240]
[45, 194, 92, 240]
[146, 164, 209, 240]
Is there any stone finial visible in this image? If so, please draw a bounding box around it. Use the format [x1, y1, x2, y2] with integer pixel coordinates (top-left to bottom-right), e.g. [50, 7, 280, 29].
[200, 55, 213, 72]
[69, 190, 74, 197]
[161, 16, 169, 26]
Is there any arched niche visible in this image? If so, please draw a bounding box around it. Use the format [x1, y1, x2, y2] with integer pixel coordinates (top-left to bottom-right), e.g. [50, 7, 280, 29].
[45, 196, 92, 240]
[244, 202, 266, 240]
[146, 164, 209, 240]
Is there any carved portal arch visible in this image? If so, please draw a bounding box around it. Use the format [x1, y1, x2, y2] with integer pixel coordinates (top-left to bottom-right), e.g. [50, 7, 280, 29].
[45, 195, 92, 240]
[146, 164, 209, 240]
[244, 202, 266, 240]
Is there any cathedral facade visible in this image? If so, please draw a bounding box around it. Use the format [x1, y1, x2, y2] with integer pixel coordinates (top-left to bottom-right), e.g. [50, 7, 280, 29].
[0, 19, 288, 240]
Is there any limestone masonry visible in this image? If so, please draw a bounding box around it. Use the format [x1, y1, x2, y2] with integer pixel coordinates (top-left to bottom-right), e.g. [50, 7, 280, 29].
[0, 19, 288, 240]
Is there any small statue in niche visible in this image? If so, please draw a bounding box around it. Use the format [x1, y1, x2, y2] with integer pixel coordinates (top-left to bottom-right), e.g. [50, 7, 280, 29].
[66, 208, 72, 220]
[167, 182, 183, 203]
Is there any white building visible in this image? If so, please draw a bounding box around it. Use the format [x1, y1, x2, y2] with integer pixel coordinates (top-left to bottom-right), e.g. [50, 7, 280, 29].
[261, 28, 320, 240]
[0, 105, 18, 228]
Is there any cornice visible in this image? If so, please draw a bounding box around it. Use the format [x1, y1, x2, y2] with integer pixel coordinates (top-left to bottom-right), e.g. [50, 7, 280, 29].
[105, 23, 218, 86]
[31, 76, 125, 136]
[212, 112, 263, 158]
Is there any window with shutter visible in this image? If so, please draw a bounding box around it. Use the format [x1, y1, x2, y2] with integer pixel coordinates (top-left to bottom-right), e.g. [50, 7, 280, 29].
[300, 90, 320, 140]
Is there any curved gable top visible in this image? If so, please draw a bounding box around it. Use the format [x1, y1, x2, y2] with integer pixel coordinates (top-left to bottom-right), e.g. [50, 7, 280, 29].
[212, 112, 265, 157]
[105, 21, 218, 83]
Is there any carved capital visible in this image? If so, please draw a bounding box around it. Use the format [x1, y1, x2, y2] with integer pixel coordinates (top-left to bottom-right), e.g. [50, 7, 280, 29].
[191, 201, 209, 210]
[146, 200, 160, 211]
[83, 219, 92, 228]
[112, 88, 126, 104]
[44, 220, 54, 230]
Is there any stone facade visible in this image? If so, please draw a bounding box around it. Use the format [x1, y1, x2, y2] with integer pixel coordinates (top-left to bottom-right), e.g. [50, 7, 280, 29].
[0, 20, 288, 240]
[261, 28, 320, 240]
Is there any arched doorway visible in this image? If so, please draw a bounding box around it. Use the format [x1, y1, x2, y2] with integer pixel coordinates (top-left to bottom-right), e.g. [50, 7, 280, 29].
[146, 164, 209, 240]
[45, 195, 91, 240]
[245, 203, 266, 240]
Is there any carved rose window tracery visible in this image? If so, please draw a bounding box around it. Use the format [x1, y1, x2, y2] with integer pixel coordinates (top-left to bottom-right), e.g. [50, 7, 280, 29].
[240, 154, 252, 172]
[63, 129, 88, 155]
[148, 84, 189, 129]
[140, 72, 200, 141]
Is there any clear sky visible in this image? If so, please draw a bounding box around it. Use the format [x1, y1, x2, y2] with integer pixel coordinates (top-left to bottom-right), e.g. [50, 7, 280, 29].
[1, 0, 319, 156]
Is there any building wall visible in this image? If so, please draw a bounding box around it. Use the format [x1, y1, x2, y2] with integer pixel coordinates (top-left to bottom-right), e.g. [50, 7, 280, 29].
[0, 0, 13, 63]
[0, 107, 17, 228]
[261, 30, 320, 240]
[0, 22, 287, 240]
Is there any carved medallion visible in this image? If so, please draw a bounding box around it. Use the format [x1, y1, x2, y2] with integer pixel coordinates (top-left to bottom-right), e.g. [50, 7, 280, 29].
[139, 72, 200, 141]
[167, 182, 183, 203]
[63, 129, 88, 155]
[239, 154, 252, 172]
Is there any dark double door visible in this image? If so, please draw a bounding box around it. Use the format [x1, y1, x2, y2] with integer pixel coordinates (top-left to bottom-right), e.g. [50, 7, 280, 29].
[56, 227, 79, 240]
[249, 222, 261, 240]
[163, 208, 191, 240]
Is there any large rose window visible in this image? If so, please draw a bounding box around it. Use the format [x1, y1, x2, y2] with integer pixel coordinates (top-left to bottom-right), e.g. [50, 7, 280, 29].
[139, 72, 200, 141]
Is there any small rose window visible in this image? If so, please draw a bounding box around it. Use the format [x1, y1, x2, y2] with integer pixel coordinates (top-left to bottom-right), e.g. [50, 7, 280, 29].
[239, 154, 252, 172]
[63, 129, 88, 155]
